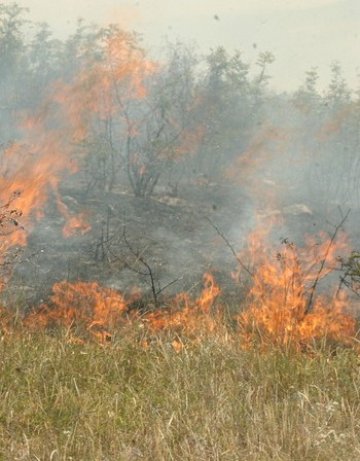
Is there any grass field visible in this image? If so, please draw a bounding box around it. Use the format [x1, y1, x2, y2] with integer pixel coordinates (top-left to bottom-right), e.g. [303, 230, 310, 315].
[1, 324, 360, 461]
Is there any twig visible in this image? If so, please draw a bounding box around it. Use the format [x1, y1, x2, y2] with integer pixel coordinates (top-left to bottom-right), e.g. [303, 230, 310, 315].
[122, 227, 159, 308]
[157, 276, 183, 296]
[305, 208, 350, 314]
[205, 217, 254, 277]
[122, 227, 183, 307]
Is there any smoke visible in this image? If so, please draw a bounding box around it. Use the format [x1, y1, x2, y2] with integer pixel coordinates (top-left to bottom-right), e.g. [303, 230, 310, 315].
[0, 5, 359, 312]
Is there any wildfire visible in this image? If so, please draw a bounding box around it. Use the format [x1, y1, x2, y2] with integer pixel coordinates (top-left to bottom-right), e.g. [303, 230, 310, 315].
[19, 273, 221, 345]
[0, 22, 357, 355]
[0, 27, 156, 288]
[236, 228, 356, 350]
[144, 273, 222, 337]
[24, 281, 131, 342]
[0, 245, 357, 352]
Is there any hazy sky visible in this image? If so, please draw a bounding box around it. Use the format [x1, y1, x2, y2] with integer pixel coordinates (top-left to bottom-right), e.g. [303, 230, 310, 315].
[13, 0, 360, 92]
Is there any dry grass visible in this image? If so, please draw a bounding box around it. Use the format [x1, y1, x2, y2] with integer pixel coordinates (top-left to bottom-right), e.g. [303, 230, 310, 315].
[1, 327, 360, 461]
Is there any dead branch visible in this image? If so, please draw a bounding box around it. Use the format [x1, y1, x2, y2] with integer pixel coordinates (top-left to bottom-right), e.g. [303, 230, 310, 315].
[122, 229, 159, 308]
[305, 208, 350, 314]
[95, 206, 115, 263]
[205, 217, 254, 277]
[156, 277, 183, 296]
[122, 227, 182, 308]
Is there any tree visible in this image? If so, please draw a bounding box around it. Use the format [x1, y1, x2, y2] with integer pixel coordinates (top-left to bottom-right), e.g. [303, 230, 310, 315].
[123, 43, 200, 197]
[192, 47, 255, 178]
[28, 23, 62, 89]
[0, 2, 28, 142]
[326, 61, 351, 108]
[83, 36, 201, 197]
[293, 67, 321, 112]
[0, 2, 27, 80]
[251, 51, 275, 104]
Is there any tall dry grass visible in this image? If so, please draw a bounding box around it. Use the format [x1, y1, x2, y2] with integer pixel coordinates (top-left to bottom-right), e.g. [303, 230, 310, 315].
[0, 325, 360, 461]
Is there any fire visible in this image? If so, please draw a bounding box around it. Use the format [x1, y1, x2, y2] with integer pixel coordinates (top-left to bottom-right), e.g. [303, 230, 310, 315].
[62, 213, 91, 238]
[0, 27, 155, 288]
[54, 29, 155, 131]
[54, 192, 91, 237]
[0, 91, 90, 258]
[144, 273, 222, 337]
[237, 228, 356, 350]
[226, 124, 291, 206]
[0, 24, 357, 355]
[0, 253, 357, 352]
[19, 274, 222, 345]
[225, 113, 357, 351]
[24, 281, 131, 342]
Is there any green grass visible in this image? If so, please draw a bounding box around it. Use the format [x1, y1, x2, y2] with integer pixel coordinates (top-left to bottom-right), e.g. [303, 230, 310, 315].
[1, 329, 360, 460]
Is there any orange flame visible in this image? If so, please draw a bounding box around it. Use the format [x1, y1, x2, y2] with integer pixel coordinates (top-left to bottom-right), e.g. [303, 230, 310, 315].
[144, 273, 222, 337]
[0, 28, 156, 287]
[237, 228, 356, 350]
[21, 274, 222, 345]
[62, 213, 91, 238]
[54, 192, 91, 237]
[24, 281, 131, 342]
[0, 255, 357, 353]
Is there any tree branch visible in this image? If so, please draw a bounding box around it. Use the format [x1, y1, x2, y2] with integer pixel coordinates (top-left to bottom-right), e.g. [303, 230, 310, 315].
[305, 208, 350, 314]
[205, 216, 254, 277]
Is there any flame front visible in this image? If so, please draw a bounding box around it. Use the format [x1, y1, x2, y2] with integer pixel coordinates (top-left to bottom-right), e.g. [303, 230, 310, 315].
[0, 23, 358, 355]
[22, 274, 222, 344]
[24, 281, 130, 342]
[144, 273, 222, 337]
[237, 228, 356, 350]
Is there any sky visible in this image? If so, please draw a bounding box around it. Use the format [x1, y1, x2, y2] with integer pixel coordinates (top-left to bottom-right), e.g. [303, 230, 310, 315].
[11, 0, 360, 92]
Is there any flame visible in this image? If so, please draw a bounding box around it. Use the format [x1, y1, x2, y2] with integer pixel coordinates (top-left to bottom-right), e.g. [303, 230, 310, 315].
[224, 114, 356, 350]
[62, 213, 91, 238]
[0, 255, 357, 352]
[237, 228, 356, 350]
[0, 85, 91, 258]
[24, 281, 131, 342]
[54, 29, 156, 129]
[54, 192, 91, 237]
[0, 28, 157, 290]
[0, 29, 358, 353]
[21, 274, 222, 345]
[144, 273, 222, 338]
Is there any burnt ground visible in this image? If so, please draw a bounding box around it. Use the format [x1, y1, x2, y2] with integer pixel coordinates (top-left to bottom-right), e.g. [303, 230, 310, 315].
[3, 174, 359, 311]
[3, 179, 251, 308]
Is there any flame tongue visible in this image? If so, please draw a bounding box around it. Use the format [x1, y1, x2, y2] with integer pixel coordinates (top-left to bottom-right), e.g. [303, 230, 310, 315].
[24, 281, 129, 342]
[0, 28, 155, 283]
[54, 191, 91, 237]
[144, 273, 221, 336]
[21, 274, 222, 344]
[237, 229, 356, 350]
